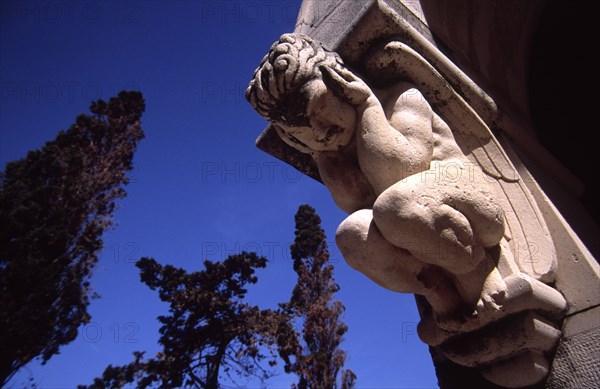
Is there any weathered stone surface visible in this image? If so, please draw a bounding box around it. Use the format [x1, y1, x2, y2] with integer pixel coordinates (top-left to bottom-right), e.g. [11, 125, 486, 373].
[481, 350, 550, 389]
[246, 31, 567, 387]
[255, 124, 321, 182]
[440, 312, 561, 368]
[246, 1, 599, 387]
[546, 325, 600, 388]
[545, 306, 600, 388]
[418, 273, 567, 347]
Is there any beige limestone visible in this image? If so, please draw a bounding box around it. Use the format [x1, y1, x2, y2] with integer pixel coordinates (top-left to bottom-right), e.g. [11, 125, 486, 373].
[246, 33, 569, 387]
[248, 0, 600, 387]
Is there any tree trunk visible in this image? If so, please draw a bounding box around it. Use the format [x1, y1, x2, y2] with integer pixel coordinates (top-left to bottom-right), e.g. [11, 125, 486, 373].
[205, 342, 228, 389]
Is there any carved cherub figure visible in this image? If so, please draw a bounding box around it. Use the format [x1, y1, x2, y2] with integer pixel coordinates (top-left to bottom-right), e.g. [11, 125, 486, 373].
[246, 34, 507, 321]
[247, 33, 570, 387]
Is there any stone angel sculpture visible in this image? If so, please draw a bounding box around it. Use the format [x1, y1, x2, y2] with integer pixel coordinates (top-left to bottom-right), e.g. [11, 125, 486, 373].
[246, 33, 566, 387]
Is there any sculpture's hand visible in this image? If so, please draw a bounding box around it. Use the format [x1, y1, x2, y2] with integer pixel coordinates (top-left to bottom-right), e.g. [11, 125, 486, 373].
[321, 66, 371, 107]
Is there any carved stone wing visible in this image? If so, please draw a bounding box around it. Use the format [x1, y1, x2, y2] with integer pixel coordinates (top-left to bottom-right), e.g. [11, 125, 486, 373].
[363, 41, 557, 282]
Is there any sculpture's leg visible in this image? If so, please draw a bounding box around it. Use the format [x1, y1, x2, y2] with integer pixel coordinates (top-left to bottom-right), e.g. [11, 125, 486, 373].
[336, 209, 463, 318]
[372, 167, 506, 310]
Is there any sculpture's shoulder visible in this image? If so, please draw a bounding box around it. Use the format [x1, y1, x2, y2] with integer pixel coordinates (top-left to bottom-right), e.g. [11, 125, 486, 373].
[374, 81, 431, 118]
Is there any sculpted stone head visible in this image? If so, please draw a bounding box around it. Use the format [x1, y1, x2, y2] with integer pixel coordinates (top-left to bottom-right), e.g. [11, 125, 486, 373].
[246, 33, 366, 153]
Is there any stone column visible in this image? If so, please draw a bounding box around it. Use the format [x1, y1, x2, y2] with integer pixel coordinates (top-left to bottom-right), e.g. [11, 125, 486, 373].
[246, 1, 599, 387]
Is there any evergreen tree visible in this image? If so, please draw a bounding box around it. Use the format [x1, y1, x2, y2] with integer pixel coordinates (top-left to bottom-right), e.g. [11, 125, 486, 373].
[278, 205, 356, 389]
[80, 253, 284, 389]
[0, 91, 145, 385]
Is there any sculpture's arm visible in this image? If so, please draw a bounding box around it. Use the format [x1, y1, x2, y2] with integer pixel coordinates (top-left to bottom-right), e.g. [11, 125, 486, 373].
[356, 85, 435, 193]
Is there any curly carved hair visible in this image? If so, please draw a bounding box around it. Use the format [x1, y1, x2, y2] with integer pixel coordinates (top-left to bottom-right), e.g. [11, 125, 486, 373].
[245, 33, 345, 126]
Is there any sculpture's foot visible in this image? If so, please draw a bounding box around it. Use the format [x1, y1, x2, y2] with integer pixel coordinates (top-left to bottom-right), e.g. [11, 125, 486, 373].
[422, 272, 566, 339]
[445, 244, 508, 320]
[417, 273, 567, 387]
[431, 265, 507, 333]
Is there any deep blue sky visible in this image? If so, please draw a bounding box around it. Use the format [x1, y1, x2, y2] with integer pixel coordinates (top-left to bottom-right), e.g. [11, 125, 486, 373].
[1, 1, 436, 387]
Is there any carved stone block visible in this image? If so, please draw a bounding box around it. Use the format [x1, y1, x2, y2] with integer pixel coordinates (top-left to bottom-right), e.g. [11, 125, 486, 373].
[246, 1, 599, 387]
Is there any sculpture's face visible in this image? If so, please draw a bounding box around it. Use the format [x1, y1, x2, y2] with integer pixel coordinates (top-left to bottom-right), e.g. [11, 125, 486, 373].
[275, 78, 356, 152]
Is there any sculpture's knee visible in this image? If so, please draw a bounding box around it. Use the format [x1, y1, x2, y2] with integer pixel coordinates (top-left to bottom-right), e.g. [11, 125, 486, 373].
[336, 210, 372, 270]
[372, 185, 423, 245]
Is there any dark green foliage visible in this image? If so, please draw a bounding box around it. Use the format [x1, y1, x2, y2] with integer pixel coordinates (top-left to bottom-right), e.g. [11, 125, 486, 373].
[80, 252, 283, 389]
[80, 205, 355, 389]
[0, 91, 145, 386]
[278, 205, 355, 389]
